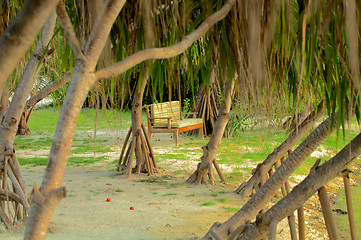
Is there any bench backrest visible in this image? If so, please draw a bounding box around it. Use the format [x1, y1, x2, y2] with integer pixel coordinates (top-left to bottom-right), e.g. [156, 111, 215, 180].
[150, 101, 181, 124]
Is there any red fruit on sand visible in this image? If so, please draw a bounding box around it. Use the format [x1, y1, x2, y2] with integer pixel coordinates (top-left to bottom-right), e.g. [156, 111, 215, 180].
[170, 136, 173, 138]
[117, 137, 120, 139]
[158, 139, 160, 141]
[106, 198, 111, 202]
[87, 135, 90, 137]
[130, 206, 134, 210]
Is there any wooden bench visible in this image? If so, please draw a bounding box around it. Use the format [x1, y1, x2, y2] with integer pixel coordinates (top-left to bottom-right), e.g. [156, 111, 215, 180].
[146, 101, 203, 146]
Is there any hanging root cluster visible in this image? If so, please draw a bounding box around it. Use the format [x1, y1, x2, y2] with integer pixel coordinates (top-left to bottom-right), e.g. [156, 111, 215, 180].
[189, 81, 220, 136]
[117, 123, 158, 177]
[0, 150, 29, 229]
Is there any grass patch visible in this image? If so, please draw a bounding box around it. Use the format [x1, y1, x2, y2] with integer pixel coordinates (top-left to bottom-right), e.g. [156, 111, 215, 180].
[115, 188, 123, 193]
[157, 153, 188, 161]
[162, 193, 177, 196]
[14, 136, 52, 150]
[216, 198, 228, 203]
[186, 193, 196, 197]
[18, 157, 48, 166]
[68, 156, 104, 166]
[224, 207, 239, 212]
[200, 202, 215, 207]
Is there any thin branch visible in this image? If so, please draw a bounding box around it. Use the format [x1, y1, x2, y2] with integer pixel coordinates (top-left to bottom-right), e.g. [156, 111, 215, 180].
[25, 71, 71, 110]
[56, 1, 86, 61]
[94, 0, 236, 80]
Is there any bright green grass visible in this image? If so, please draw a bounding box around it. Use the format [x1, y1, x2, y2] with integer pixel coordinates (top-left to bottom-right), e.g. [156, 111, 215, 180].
[18, 156, 105, 166]
[27, 107, 133, 133]
[200, 201, 215, 207]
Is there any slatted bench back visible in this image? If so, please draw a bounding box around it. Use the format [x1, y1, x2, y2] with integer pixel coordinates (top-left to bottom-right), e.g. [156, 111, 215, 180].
[150, 101, 181, 125]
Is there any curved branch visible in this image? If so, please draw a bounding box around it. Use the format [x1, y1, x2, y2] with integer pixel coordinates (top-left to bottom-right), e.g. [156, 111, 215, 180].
[25, 71, 71, 109]
[94, 0, 236, 80]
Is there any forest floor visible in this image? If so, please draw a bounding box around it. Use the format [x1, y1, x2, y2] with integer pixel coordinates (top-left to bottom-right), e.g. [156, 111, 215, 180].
[0, 108, 360, 239]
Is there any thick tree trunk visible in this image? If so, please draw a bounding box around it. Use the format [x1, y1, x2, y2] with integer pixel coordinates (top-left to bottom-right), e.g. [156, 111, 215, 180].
[0, 0, 59, 90]
[187, 77, 234, 185]
[132, 77, 148, 173]
[204, 114, 337, 239]
[236, 102, 325, 198]
[24, 1, 126, 239]
[0, 88, 9, 116]
[238, 132, 361, 239]
[0, 11, 57, 228]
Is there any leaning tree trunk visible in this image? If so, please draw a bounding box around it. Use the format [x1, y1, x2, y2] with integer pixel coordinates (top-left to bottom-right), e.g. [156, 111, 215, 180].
[0, 11, 57, 229]
[204, 114, 338, 239]
[238, 132, 361, 239]
[236, 102, 325, 198]
[187, 76, 234, 185]
[0, 0, 60, 91]
[0, 87, 9, 116]
[24, 2, 127, 239]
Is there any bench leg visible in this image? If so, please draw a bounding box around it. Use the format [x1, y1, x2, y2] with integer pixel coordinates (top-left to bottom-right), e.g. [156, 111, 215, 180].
[174, 131, 178, 146]
[199, 125, 204, 138]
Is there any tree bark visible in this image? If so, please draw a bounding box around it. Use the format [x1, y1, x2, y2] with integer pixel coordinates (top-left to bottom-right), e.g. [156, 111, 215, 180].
[24, 1, 126, 239]
[236, 102, 325, 198]
[187, 75, 234, 184]
[204, 114, 337, 239]
[0, 11, 57, 229]
[0, 0, 59, 91]
[132, 77, 148, 173]
[237, 132, 361, 239]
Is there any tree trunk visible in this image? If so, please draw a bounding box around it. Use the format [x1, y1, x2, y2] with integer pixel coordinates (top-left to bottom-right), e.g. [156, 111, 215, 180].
[204, 114, 338, 239]
[0, 11, 57, 228]
[0, 88, 9, 116]
[236, 102, 325, 198]
[0, 0, 59, 90]
[24, 1, 126, 239]
[187, 76, 234, 185]
[132, 77, 148, 173]
[237, 132, 361, 239]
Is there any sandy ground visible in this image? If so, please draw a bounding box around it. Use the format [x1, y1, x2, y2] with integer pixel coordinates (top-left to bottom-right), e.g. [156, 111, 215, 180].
[0, 160, 245, 240]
